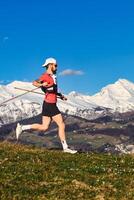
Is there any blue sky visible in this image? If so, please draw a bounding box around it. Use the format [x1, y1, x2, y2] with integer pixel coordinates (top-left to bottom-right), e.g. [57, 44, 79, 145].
[0, 0, 134, 95]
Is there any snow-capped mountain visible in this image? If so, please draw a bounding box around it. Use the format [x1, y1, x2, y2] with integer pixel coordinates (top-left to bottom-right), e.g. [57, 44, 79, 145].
[90, 79, 134, 112]
[0, 81, 43, 126]
[0, 79, 134, 126]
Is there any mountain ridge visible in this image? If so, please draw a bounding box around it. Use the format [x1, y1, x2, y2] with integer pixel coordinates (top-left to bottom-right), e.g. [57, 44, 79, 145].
[0, 78, 134, 126]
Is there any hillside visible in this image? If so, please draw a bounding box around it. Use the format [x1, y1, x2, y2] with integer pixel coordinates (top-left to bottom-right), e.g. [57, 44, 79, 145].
[1, 112, 134, 154]
[0, 142, 134, 200]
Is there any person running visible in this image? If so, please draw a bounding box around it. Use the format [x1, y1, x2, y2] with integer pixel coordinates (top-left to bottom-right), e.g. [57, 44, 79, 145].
[16, 57, 77, 154]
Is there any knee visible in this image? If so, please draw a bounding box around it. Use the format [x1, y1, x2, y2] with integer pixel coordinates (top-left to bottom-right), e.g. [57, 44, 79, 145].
[40, 125, 49, 131]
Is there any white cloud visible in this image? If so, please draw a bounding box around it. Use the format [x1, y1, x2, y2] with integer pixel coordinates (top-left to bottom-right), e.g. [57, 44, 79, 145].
[3, 36, 9, 41]
[59, 69, 84, 76]
[0, 36, 9, 44]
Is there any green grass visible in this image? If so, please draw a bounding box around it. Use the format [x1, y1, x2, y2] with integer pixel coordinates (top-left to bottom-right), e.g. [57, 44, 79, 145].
[0, 142, 134, 200]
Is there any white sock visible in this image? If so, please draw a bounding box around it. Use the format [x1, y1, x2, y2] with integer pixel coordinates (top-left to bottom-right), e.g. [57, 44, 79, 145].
[61, 140, 68, 150]
[22, 125, 31, 131]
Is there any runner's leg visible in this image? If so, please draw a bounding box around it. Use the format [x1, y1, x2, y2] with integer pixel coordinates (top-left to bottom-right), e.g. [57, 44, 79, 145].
[30, 116, 51, 131]
[52, 113, 77, 153]
[52, 113, 68, 149]
[16, 116, 51, 140]
[52, 114, 65, 140]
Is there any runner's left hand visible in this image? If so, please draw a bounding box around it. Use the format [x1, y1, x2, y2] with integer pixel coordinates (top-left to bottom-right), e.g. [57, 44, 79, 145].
[61, 95, 67, 101]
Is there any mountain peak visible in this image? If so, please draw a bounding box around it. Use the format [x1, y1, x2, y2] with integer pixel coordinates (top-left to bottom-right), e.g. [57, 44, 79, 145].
[115, 78, 133, 85]
[7, 81, 33, 89]
[68, 91, 79, 96]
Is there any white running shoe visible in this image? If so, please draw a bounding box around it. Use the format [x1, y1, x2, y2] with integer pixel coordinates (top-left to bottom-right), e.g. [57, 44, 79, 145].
[63, 148, 77, 154]
[16, 123, 22, 140]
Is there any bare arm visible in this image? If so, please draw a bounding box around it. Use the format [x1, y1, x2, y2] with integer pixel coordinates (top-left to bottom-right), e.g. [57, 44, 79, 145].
[32, 80, 48, 88]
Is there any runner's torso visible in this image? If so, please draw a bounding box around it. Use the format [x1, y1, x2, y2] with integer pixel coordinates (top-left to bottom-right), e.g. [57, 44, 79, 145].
[39, 73, 57, 103]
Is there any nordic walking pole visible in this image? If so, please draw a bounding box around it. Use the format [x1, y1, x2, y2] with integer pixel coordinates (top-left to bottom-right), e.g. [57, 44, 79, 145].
[0, 86, 41, 107]
[14, 87, 65, 99]
[14, 87, 44, 95]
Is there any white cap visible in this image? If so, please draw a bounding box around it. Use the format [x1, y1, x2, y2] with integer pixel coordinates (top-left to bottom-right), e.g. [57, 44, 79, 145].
[42, 57, 57, 67]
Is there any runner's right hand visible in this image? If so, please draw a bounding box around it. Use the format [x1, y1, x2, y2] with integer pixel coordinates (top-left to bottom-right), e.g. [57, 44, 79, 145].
[41, 82, 48, 87]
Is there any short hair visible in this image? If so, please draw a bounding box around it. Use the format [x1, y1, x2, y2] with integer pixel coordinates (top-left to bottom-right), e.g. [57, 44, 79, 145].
[45, 63, 54, 69]
[45, 64, 49, 69]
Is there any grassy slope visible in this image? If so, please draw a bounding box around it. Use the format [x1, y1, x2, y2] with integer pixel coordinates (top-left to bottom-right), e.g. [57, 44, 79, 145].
[0, 142, 134, 200]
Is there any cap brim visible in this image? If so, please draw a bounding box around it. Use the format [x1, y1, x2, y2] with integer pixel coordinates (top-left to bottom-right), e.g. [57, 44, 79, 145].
[42, 62, 47, 67]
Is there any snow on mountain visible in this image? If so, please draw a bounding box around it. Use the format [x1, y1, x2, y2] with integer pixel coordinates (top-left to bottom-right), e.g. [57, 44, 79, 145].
[0, 81, 43, 126]
[57, 91, 108, 119]
[90, 79, 134, 112]
[3, 81, 43, 103]
[0, 79, 134, 126]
